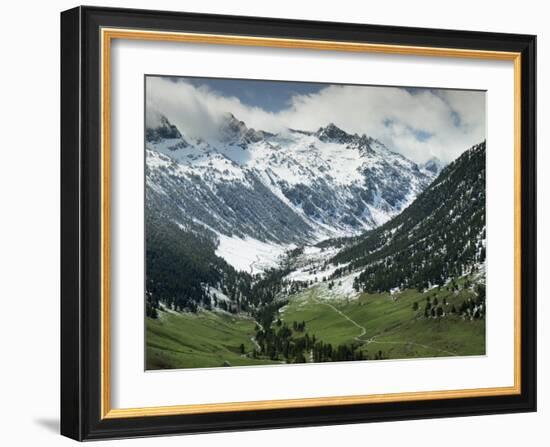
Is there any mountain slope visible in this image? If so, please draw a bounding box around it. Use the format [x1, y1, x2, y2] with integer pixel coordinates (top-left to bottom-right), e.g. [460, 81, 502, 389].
[331, 141, 486, 292]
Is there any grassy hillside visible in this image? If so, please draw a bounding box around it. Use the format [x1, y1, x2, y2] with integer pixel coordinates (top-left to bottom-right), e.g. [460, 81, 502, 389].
[146, 309, 279, 369]
[279, 282, 485, 360]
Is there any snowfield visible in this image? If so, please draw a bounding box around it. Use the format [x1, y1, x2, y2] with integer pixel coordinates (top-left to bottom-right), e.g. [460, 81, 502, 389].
[215, 234, 294, 274]
[286, 245, 338, 277]
[309, 270, 363, 301]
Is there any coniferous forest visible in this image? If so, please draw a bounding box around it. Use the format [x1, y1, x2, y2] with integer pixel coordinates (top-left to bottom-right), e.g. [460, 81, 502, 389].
[331, 142, 486, 293]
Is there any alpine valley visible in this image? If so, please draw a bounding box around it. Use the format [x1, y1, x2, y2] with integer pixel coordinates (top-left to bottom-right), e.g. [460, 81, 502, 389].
[145, 113, 486, 370]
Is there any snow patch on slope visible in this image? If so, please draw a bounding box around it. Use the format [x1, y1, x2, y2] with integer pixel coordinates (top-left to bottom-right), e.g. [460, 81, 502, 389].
[286, 245, 346, 282]
[216, 234, 294, 274]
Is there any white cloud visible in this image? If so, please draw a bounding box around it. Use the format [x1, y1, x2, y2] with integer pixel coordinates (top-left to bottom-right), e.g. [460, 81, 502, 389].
[146, 77, 485, 163]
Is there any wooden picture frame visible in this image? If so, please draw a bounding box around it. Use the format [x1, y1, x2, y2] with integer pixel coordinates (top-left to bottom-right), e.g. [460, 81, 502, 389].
[61, 5, 536, 441]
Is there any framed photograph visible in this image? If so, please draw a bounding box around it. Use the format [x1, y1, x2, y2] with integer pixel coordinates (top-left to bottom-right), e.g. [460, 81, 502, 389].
[60, 6, 536, 441]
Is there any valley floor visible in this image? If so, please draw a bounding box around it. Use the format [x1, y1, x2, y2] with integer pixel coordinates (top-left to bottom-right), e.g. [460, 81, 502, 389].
[146, 310, 280, 370]
[280, 285, 485, 361]
[146, 280, 485, 370]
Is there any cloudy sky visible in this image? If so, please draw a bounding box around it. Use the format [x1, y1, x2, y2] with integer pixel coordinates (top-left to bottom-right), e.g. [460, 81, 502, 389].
[146, 75, 485, 163]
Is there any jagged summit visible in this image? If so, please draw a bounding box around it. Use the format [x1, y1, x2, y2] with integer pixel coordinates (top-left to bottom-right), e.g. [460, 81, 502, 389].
[218, 112, 272, 148]
[146, 115, 185, 143]
[145, 114, 190, 150]
[219, 112, 249, 141]
[316, 123, 355, 144]
[315, 123, 388, 157]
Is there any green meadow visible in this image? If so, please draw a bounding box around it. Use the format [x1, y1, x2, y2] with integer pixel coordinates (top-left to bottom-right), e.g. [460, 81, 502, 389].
[280, 284, 485, 360]
[146, 280, 485, 369]
[146, 309, 279, 370]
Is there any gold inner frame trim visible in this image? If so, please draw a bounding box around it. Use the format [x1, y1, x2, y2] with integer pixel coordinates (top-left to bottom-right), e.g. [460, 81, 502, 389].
[100, 27, 522, 419]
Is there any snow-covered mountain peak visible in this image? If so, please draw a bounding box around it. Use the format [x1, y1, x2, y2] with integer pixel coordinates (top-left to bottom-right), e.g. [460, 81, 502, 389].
[145, 114, 191, 152]
[218, 112, 272, 148]
[421, 156, 446, 175]
[314, 124, 395, 158]
[218, 112, 249, 140]
[146, 115, 180, 141]
[316, 123, 356, 144]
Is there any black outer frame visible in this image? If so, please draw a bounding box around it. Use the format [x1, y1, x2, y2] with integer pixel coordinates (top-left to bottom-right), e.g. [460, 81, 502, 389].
[60, 5, 537, 441]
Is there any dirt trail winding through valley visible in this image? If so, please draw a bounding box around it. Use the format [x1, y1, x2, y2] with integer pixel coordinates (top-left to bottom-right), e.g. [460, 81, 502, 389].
[310, 292, 457, 356]
[311, 296, 366, 342]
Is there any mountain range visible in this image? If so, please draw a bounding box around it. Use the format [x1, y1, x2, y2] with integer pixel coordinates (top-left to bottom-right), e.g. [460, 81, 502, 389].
[145, 113, 440, 250]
